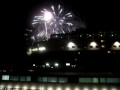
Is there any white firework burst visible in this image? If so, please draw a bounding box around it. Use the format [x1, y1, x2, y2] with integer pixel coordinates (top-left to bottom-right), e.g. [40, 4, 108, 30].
[26, 4, 80, 42]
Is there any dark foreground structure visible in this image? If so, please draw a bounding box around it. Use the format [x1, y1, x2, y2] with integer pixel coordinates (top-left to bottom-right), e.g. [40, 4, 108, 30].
[0, 30, 120, 90]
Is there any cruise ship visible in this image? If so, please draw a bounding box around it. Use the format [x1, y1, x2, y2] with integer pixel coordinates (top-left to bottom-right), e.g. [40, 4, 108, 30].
[0, 30, 120, 90]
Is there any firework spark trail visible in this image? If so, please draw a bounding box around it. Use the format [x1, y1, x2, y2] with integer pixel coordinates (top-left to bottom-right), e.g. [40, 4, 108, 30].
[26, 4, 80, 42]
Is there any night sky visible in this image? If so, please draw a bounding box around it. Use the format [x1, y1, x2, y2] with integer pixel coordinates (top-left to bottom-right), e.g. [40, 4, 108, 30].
[1, 0, 120, 63]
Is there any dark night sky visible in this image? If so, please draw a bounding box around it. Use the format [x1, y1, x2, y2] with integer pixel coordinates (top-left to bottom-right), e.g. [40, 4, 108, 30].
[1, 0, 120, 62]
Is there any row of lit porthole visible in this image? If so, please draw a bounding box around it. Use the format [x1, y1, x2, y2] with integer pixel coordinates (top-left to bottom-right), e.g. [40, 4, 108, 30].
[67, 41, 120, 49]
[0, 85, 119, 90]
[27, 41, 120, 55]
[32, 62, 73, 68]
[33, 62, 59, 68]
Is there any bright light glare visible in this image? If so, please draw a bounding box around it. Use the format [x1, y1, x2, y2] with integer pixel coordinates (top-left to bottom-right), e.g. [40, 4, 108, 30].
[27, 48, 32, 55]
[46, 63, 50, 66]
[102, 88, 107, 90]
[23, 86, 28, 89]
[39, 46, 46, 51]
[44, 11, 53, 21]
[107, 51, 111, 53]
[101, 40, 104, 42]
[90, 42, 97, 48]
[66, 63, 70, 66]
[83, 88, 89, 90]
[101, 45, 105, 48]
[31, 86, 36, 89]
[56, 87, 62, 90]
[67, 42, 76, 49]
[48, 87, 53, 90]
[113, 41, 120, 48]
[33, 64, 35, 66]
[111, 88, 117, 90]
[65, 87, 71, 90]
[39, 86, 45, 90]
[74, 87, 80, 90]
[15, 85, 19, 89]
[7, 85, 12, 88]
[32, 48, 38, 51]
[55, 63, 59, 67]
[92, 88, 98, 90]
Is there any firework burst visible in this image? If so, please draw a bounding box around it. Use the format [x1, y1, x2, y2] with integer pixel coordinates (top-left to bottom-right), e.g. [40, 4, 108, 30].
[26, 4, 80, 42]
